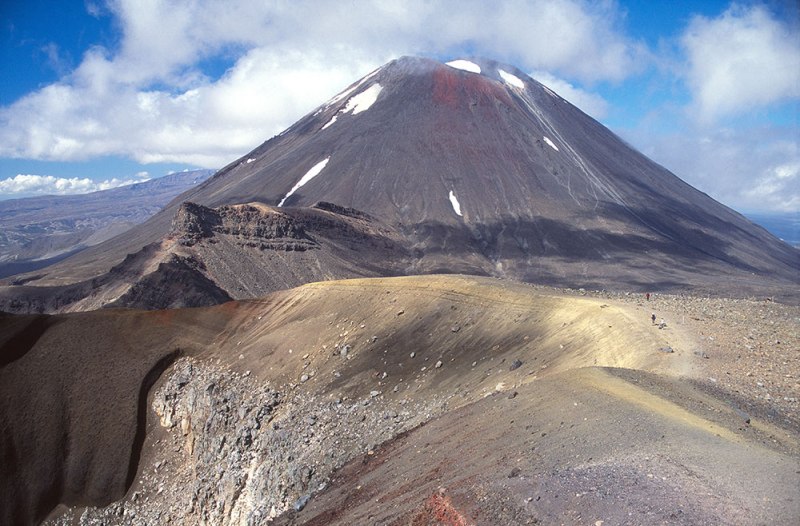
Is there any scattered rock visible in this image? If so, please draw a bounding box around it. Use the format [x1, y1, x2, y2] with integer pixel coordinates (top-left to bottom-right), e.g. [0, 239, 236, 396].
[509, 359, 523, 371]
[294, 494, 310, 512]
[435, 360, 443, 369]
[732, 406, 751, 424]
[659, 347, 674, 354]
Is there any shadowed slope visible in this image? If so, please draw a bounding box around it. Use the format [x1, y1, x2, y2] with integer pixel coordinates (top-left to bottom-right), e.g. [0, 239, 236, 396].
[0, 307, 230, 525]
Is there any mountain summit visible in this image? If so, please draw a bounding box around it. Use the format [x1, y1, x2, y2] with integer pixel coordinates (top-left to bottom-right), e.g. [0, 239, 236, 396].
[2, 56, 796, 310]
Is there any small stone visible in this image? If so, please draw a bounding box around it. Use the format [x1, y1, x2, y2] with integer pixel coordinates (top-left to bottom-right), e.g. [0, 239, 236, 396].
[509, 359, 523, 371]
[451, 325, 460, 333]
[435, 360, 443, 369]
[410, 352, 416, 358]
[370, 390, 381, 397]
[300, 374, 310, 383]
[397, 310, 404, 316]
[508, 467, 521, 478]
[294, 494, 310, 512]
[508, 391, 518, 399]
[659, 346, 674, 353]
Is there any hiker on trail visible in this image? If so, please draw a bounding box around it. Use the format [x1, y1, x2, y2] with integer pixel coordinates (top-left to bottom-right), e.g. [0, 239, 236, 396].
[651, 313, 656, 324]
[646, 292, 650, 301]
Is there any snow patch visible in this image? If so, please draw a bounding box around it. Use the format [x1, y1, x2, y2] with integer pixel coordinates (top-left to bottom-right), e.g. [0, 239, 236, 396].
[448, 191, 463, 217]
[543, 136, 559, 151]
[321, 115, 337, 130]
[321, 84, 382, 130]
[327, 67, 382, 106]
[446, 60, 481, 74]
[329, 85, 358, 107]
[499, 69, 524, 89]
[278, 157, 330, 207]
[344, 83, 382, 115]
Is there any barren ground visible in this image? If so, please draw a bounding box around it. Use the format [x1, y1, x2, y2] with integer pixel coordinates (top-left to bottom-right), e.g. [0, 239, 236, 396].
[1, 275, 797, 525]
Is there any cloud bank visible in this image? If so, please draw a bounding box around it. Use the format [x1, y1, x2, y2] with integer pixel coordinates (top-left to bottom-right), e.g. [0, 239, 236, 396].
[0, 173, 149, 197]
[530, 70, 609, 119]
[681, 4, 800, 123]
[0, 0, 639, 168]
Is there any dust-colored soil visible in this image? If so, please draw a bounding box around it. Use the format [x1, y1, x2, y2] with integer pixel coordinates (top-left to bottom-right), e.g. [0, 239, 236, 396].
[576, 289, 799, 428]
[278, 367, 798, 525]
[1, 275, 797, 525]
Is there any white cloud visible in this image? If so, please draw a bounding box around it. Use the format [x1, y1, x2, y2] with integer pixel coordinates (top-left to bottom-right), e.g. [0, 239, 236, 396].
[681, 4, 800, 123]
[0, 174, 148, 197]
[0, 0, 644, 168]
[627, 126, 799, 213]
[530, 70, 609, 118]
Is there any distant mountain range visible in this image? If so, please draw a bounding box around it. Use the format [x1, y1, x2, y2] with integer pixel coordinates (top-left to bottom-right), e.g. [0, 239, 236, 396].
[0, 170, 213, 278]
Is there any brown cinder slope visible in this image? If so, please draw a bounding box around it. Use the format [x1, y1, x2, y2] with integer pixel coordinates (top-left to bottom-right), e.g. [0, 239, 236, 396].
[2, 275, 797, 524]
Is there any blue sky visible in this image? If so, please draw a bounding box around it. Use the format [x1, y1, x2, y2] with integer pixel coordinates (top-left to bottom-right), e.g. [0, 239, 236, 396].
[0, 1, 797, 213]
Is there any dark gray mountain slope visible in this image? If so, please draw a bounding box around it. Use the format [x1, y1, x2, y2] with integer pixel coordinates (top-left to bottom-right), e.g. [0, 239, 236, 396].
[2, 57, 796, 308]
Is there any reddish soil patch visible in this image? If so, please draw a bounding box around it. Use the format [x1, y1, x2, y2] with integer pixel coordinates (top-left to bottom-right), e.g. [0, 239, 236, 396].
[410, 492, 471, 526]
[432, 67, 512, 108]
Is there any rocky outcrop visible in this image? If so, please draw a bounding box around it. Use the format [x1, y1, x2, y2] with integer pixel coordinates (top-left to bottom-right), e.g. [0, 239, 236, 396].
[171, 202, 314, 251]
[106, 255, 232, 310]
[170, 202, 222, 244]
[48, 358, 448, 525]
